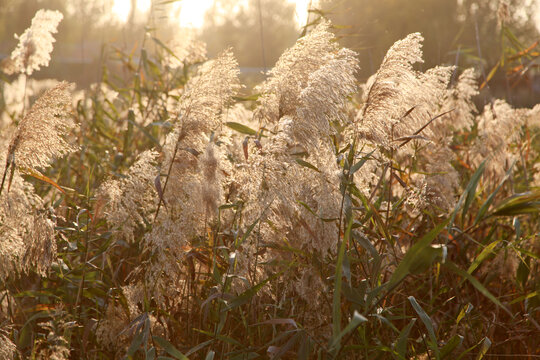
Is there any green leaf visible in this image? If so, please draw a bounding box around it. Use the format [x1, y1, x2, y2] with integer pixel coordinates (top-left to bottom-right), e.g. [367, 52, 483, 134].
[440, 335, 463, 358]
[394, 319, 416, 360]
[449, 160, 486, 232]
[126, 331, 146, 358]
[474, 161, 515, 224]
[387, 219, 450, 291]
[329, 311, 368, 352]
[225, 122, 257, 135]
[480, 61, 500, 89]
[185, 340, 213, 357]
[409, 245, 446, 275]
[444, 261, 513, 317]
[123, 110, 135, 158]
[222, 273, 277, 312]
[235, 218, 258, 248]
[151, 36, 180, 60]
[408, 296, 440, 359]
[456, 303, 473, 325]
[332, 218, 353, 342]
[153, 336, 188, 360]
[18, 311, 52, 348]
[295, 159, 321, 172]
[475, 337, 492, 360]
[492, 190, 540, 216]
[461, 160, 487, 224]
[466, 240, 500, 275]
[193, 329, 242, 347]
[516, 256, 530, 289]
[352, 230, 380, 261]
[146, 347, 156, 360]
[298, 331, 311, 360]
[350, 150, 375, 175]
[509, 290, 538, 305]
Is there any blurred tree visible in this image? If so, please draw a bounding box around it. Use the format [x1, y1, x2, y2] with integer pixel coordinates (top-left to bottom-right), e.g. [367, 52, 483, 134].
[320, 0, 539, 83]
[0, 0, 153, 85]
[201, 0, 299, 68]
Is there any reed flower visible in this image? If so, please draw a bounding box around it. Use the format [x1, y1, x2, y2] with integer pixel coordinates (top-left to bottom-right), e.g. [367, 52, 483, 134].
[165, 30, 207, 69]
[5, 81, 76, 173]
[140, 50, 240, 301]
[237, 21, 358, 259]
[96, 150, 159, 242]
[472, 100, 527, 181]
[0, 329, 16, 360]
[228, 23, 358, 330]
[255, 20, 339, 125]
[2, 9, 63, 75]
[356, 33, 426, 149]
[353, 33, 465, 213]
[442, 68, 479, 131]
[0, 149, 56, 281]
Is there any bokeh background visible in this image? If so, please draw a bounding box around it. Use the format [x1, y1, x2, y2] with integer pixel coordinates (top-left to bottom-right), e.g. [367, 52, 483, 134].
[1, 0, 539, 106]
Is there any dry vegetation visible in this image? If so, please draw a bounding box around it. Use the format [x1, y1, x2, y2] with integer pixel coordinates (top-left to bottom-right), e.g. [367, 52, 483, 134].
[0, 7, 539, 360]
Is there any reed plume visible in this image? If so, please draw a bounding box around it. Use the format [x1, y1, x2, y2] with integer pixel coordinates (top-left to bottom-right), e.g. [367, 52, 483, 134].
[4, 81, 75, 174]
[2, 9, 63, 75]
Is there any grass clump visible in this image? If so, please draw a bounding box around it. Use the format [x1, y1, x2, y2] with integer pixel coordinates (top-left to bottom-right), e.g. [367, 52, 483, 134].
[0, 9, 539, 360]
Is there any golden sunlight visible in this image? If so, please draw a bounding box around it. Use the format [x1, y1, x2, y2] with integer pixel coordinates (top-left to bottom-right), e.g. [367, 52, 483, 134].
[112, 0, 152, 23]
[111, 0, 312, 28]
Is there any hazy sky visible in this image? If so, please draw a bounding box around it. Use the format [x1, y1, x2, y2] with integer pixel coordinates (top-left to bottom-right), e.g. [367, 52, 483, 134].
[112, 0, 313, 28]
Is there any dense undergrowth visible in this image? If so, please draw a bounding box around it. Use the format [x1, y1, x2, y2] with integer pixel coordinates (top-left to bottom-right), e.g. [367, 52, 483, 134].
[0, 7, 539, 360]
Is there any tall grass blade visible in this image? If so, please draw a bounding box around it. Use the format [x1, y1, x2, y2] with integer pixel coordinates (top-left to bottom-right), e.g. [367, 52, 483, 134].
[444, 261, 513, 317]
[328, 311, 367, 353]
[153, 336, 188, 360]
[440, 335, 464, 359]
[332, 218, 353, 345]
[394, 318, 416, 360]
[474, 161, 515, 224]
[387, 219, 449, 291]
[460, 160, 487, 224]
[475, 337, 492, 360]
[408, 296, 440, 359]
[491, 190, 540, 216]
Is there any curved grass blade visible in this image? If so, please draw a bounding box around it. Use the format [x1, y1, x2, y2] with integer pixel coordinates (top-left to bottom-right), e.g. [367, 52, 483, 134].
[394, 318, 416, 360]
[329, 311, 368, 353]
[440, 335, 464, 359]
[474, 161, 515, 224]
[225, 122, 257, 135]
[491, 190, 540, 216]
[332, 218, 353, 341]
[387, 219, 449, 291]
[444, 261, 512, 317]
[408, 296, 440, 359]
[153, 336, 188, 360]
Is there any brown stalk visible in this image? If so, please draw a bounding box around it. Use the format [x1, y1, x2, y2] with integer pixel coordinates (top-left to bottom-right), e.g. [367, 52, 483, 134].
[398, 109, 455, 148]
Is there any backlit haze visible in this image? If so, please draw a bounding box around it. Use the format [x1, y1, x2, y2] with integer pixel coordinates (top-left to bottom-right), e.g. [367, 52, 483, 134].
[112, 0, 312, 28]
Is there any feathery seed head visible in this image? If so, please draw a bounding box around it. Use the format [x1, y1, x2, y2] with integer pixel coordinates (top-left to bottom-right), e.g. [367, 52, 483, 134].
[165, 30, 207, 69]
[255, 20, 340, 125]
[97, 150, 159, 242]
[2, 9, 63, 75]
[7, 81, 76, 172]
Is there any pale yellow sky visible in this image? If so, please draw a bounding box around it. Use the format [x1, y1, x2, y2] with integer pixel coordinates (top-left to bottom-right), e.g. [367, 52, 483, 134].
[111, 0, 540, 33]
[112, 0, 313, 28]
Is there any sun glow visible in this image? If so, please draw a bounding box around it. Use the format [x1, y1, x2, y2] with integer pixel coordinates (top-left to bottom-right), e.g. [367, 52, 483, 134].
[112, 0, 152, 23]
[111, 0, 312, 28]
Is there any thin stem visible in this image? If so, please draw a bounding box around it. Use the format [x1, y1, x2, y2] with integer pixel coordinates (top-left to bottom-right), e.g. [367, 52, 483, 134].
[0, 159, 9, 198]
[256, 0, 267, 73]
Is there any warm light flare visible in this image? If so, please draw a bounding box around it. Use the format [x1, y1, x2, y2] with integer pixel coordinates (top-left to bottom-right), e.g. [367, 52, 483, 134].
[112, 0, 152, 23]
[111, 0, 312, 28]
